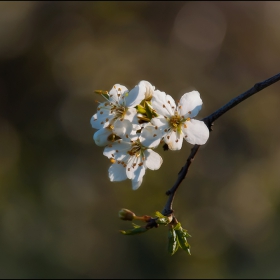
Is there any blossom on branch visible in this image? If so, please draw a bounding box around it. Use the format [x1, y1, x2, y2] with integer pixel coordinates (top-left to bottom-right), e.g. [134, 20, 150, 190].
[103, 120, 163, 190]
[151, 90, 209, 150]
[90, 83, 146, 130]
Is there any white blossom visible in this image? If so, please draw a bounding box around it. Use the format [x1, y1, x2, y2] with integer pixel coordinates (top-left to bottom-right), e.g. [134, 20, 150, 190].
[151, 90, 209, 150]
[103, 121, 163, 190]
[90, 83, 145, 130]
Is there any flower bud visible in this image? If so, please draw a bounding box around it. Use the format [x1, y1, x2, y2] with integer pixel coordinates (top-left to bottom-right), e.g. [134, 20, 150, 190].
[118, 208, 136, 221]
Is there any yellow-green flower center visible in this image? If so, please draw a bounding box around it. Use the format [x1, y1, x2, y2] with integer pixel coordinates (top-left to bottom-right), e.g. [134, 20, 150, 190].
[169, 114, 183, 129]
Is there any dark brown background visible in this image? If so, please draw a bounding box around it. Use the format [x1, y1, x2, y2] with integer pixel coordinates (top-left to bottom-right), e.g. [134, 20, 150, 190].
[1, 1, 280, 278]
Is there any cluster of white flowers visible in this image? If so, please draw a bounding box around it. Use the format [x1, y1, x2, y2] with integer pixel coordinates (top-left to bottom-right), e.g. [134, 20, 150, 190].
[90, 81, 209, 190]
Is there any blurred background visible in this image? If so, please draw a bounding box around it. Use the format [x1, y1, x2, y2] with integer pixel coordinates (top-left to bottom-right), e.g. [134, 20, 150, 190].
[1, 1, 280, 278]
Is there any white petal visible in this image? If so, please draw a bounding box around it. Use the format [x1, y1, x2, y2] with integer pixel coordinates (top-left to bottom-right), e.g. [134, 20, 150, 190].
[108, 84, 128, 103]
[124, 84, 145, 107]
[139, 124, 163, 148]
[126, 155, 140, 179]
[143, 149, 163, 170]
[138, 80, 155, 100]
[178, 91, 203, 118]
[132, 123, 142, 131]
[103, 141, 131, 161]
[182, 119, 209, 145]
[151, 90, 173, 117]
[131, 165, 146, 190]
[165, 130, 183, 151]
[166, 94, 177, 113]
[123, 107, 139, 125]
[90, 114, 100, 129]
[108, 163, 127, 182]
[90, 105, 113, 129]
[93, 127, 112, 146]
[151, 117, 170, 131]
[132, 177, 143, 190]
[113, 119, 133, 139]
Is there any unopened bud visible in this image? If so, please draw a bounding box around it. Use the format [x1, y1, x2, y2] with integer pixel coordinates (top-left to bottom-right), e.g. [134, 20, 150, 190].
[119, 208, 136, 221]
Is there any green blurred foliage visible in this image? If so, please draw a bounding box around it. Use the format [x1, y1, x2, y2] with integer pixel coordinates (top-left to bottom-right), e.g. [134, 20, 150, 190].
[0, 1, 280, 278]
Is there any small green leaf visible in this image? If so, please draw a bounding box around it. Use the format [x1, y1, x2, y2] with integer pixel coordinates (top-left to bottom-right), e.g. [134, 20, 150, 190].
[146, 101, 158, 117]
[155, 211, 165, 219]
[132, 223, 141, 229]
[120, 226, 148, 235]
[182, 229, 192, 238]
[175, 227, 191, 255]
[154, 211, 170, 225]
[136, 105, 146, 114]
[168, 229, 179, 255]
[173, 222, 182, 231]
[144, 102, 153, 120]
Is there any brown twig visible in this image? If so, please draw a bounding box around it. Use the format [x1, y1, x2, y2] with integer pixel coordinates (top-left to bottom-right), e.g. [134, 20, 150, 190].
[162, 72, 280, 216]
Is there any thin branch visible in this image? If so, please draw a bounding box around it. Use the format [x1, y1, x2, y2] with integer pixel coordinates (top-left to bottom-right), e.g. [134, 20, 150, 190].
[162, 72, 280, 216]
